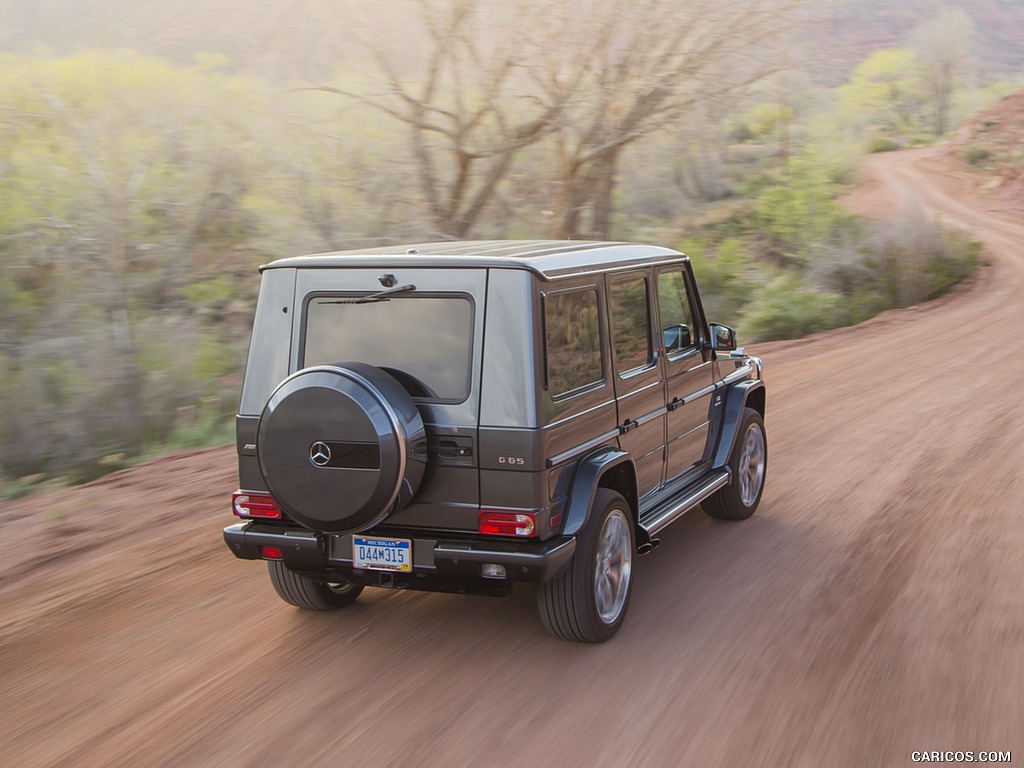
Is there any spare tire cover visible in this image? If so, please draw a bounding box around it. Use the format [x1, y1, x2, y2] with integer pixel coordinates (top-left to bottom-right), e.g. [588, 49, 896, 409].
[257, 362, 426, 533]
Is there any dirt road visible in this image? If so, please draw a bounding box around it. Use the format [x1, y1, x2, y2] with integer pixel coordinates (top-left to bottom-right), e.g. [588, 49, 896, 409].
[2, 146, 1021, 767]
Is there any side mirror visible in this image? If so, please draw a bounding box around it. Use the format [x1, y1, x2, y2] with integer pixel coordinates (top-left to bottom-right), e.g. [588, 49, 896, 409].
[663, 324, 692, 352]
[709, 323, 736, 352]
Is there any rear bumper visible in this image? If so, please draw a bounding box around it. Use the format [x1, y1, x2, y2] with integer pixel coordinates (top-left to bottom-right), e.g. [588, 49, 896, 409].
[223, 522, 576, 590]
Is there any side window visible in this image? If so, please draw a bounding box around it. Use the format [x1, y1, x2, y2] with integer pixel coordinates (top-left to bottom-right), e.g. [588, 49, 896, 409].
[658, 271, 696, 357]
[544, 288, 603, 397]
[609, 274, 652, 375]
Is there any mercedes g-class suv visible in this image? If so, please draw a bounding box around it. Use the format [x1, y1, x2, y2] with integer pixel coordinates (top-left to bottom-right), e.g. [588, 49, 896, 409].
[224, 241, 766, 642]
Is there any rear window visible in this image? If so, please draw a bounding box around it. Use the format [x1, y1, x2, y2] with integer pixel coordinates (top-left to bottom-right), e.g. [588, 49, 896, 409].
[303, 295, 473, 401]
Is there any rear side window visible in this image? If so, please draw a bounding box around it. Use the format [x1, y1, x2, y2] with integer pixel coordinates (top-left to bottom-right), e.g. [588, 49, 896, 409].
[239, 268, 296, 416]
[544, 288, 603, 397]
[303, 296, 473, 401]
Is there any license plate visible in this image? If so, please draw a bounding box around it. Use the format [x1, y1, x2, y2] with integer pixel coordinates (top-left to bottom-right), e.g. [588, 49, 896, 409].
[353, 536, 412, 572]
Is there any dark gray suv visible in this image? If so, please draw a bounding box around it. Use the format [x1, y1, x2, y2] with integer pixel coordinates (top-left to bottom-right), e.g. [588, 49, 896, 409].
[224, 241, 766, 642]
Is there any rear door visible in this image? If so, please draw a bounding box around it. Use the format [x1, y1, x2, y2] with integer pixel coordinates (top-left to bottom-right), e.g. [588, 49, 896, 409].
[657, 266, 716, 482]
[607, 270, 667, 498]
[294, 267, 486, 530]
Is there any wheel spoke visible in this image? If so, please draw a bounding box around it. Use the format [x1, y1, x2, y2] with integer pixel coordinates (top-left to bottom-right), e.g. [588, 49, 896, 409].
[738, 423, 765, 506]
[596, 578, 610, 614]
[593, 509, 632, 624]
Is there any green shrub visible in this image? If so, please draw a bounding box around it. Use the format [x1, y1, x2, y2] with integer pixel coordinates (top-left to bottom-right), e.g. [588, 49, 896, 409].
[1, 473, 48, 501]
[751, 151, 856, 266]
[161, 397, 234, 452]
[861, 216, 978, 306]
[740, 276, 844, 342]
[921, 230, 979, 299]
[961, 144, 991, 166]
[688, 237, 759, 321]
[816, 214, 978, 320]
[868, 137, 902, 153]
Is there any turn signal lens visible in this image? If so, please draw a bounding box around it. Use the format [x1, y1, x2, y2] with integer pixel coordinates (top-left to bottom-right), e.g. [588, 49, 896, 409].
[232, 491, 283, 520]
[479, 510, 537, 537]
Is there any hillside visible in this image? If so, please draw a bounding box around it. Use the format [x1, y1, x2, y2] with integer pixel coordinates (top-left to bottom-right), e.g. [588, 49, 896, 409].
[1, 0, 1022, 84]
[0, 0, 366, 78]
[946, 89, 1024, 206]
[807, 0, 1024, 84]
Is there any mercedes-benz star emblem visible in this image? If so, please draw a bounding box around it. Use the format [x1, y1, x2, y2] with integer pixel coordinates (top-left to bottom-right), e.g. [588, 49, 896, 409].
[309, 441, 331, 467]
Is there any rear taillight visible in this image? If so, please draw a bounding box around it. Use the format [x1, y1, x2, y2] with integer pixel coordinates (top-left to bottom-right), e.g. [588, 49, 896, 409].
[261, 545, 284, 560]
[232, 491, 283, 520]
[478, 510, 537, 537]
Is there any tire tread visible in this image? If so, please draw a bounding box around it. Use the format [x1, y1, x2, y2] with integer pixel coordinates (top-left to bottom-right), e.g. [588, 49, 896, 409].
[537, 489, 632, 642]
[266, 561, 363, 610]
[702, 407, 766, 521]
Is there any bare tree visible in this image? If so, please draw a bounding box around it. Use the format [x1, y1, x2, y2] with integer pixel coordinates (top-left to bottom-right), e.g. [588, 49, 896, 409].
[673, 96, 737, 203]
[325, 0, 804, 240]
[317, 0, 573, 239]
[535, 0, 806, 238]
[911, 8, 975, 136]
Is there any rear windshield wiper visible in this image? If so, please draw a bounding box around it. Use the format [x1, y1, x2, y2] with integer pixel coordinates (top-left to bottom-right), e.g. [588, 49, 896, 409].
[317, 284, 417, 305]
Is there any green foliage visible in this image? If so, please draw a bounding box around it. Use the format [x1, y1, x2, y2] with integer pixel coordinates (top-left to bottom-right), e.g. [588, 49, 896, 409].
[683, 146, 978, 345]
[150, 397, 235, 455]
[839, 48, 923, 133]
[751, 151, 857, 266]
[181, 276, 240, 320]
[190, 331, 241, 383]
[737, 215, 978, 343]
[961, 144, 991, 166]
[730, 103, 793, 143]
[868, 137, 902, 153]
[1, 475, 47, 505]
[856, 218, 979, 305]
[0, 51, 266, 482]
[687, 237, 759, 322]
[740, 276, 842, 342]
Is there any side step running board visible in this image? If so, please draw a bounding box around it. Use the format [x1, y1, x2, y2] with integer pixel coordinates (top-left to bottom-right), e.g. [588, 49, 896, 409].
[638, 470, 730, 537]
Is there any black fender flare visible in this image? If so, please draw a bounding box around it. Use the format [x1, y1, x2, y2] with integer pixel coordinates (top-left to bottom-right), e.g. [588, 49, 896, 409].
[711, 379, 766, 469]
[561, 446, 636, 537]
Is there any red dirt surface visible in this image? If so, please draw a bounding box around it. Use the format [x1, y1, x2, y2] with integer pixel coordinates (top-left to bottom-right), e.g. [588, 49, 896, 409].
[946, 89, 1024, 209]
[2, 146, 1022, 767]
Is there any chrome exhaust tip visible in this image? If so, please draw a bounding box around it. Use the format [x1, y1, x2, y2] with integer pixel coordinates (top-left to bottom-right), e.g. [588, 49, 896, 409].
[636, 538, 660, 556]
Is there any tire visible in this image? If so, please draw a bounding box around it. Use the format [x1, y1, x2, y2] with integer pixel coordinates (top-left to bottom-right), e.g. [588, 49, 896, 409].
[538, 489, 634, 642]
[266, 560, 364, 610]
[703, 407, 767, 521]
[256, 362, 426, 534]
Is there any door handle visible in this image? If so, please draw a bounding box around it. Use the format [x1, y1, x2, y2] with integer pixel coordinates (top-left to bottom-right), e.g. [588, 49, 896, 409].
[619, 418, 639, 434]
[667, 396, 683, 412]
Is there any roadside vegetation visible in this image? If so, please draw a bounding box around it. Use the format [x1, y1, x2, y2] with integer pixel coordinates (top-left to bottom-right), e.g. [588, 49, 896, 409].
[0, 0, 1016, 489]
